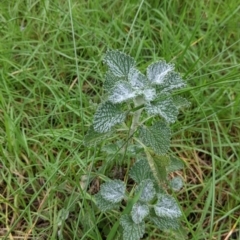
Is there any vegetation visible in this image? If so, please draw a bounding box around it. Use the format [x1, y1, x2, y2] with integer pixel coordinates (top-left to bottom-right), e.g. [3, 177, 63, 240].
[86, 49, 188, 239]
[0, 0, 239, 239]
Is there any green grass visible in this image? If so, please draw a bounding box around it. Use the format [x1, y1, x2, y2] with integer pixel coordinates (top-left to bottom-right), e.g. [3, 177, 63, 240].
[0, 0, 240, 239]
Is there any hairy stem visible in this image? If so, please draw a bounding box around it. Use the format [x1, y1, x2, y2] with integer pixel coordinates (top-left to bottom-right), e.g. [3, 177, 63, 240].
[130, 96, 145, 137]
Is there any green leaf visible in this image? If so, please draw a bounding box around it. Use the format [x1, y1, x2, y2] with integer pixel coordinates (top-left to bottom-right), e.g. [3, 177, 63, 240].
[149, 216, 180, 230]
[170, 176, 183, 191]
[135, 179, 156, 202]
[147, 60, 175, 85]
[154, 194, 182, 219]
[131, 202, 149, 224]
[108, 81, 136, 103]
[160, 71, 186, 92]
[142, 87, 157, 101]
[145, 95, 179, 123]
[103, 50, 136, 77]
[129, 159, 154, 183]
[172, 95, 191, 109]
[167, 157, 185, 173]
[128, 67, 148, 90]
[120, 214, 145, 240]
[100, 180, 126, 203]
[102, 143, 120, 154]
[149, 155, 170, 183]
[93, 101, 126, 133]
[83, 125, 111, 146]
[95, 192, 121, 212]
[139, 121, 171, 155]
[104, 71, 124, 92]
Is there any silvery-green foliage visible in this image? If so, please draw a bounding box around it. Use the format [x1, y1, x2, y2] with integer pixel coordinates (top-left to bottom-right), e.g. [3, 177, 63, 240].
[95, 192, 121, 212]
[108, 81, 137, 104]
[86, 49, 188, 141]
[154, 194, 182, 219]
[95, 159, 183, 239]
[139, 121, 171, 155]
[129, 159, 154, 183]
[86, 50, 189, 239]
[120, 214, 145, 240]
[135, 179, 156, 202]
[103, 50, 135, 77]
[145, 94, 179, 123]
[170, 176, 183, 191]
[93, 101, 126, 133]
[149, 215, 180, 231]
[100, 179, 126, 203]
[131, 202, 149, 224]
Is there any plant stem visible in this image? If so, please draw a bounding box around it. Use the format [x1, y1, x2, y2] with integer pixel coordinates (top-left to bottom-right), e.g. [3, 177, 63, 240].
[129, 96, 145, 137]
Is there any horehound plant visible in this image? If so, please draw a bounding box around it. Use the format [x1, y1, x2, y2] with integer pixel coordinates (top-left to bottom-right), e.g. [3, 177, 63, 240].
[84, 50, 190, 240]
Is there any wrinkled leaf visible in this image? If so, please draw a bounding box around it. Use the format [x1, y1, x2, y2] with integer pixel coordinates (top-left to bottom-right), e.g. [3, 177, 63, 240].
[104, 71, 124, 92]
[108, 81, 136, 103]
[129, 159, 154, 183]
[131, 202, 149, 224]
[95, 192, 120, 212]
[93, 101, 126, 133]
[139, 121, 171, 155]
[142, 87, 157, 101]
[149, 216, 180, 230]
[154, 194, 182, 219]
[135, 179, 156, 202]
[128, 67, 148, 89]
[147, 60, 175, 85]
[145, 95, 179, 123]
[160, 71, 186, 92]
[100, 180, 126, 203]
[103, 50, 136, 77]
[120, 214, 145, 240]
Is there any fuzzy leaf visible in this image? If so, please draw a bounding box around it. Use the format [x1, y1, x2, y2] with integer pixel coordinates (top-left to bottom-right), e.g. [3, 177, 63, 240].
[139, 121, 171, 155]
[147, 60, 174, 85]
[120, 214, 145, 240]
[170, 176, 183, 191]
[108, 81, 136, 103]
[145, 95, 179, 123]
[93, 101, 126, 133]
[128, 68, 148, 89]
[160, 71, 186, 92]
[167, 157, 185, 173]
[154, 194, 182, 219]
[142, 87, 157, 101]
[129, 159, 154, 183]
[104, 71, 124, 92]
[149, 216, 180, 230]
[148, 155, 170, 183]
[135, 179, 156, 202]
[95, 192, 120, 212]
[83, 125, 111, 146]
[100, 180, 125, 203]
[103, 50, 136, 77]
[131, 202, 149, 224]
[172, 95, 191, 109]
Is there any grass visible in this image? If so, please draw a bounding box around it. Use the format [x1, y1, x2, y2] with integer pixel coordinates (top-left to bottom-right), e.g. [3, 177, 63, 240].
[0, 0, 240, 239]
